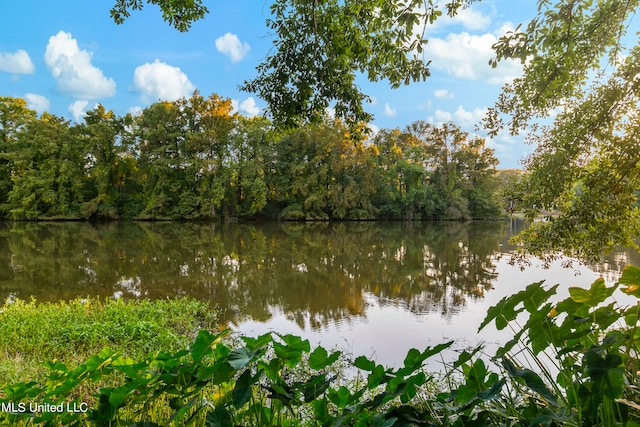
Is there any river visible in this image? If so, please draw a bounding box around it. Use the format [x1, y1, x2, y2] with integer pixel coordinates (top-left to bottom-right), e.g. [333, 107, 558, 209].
[1, 220, 637, 367]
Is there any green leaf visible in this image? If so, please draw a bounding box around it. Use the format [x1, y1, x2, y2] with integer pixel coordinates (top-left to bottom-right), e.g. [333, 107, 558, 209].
[569, 287, 592, 303]
[502, 358, 558, 406]
[228, 347, 259, 370]
[620, 265, 640, 297]
[240, 333, 272, 351]
[309, 346, 341, 370]
[300, 374, 333, 402]
[108, 386, 130, 408]
[190, 330, 223, 362]
[479, 282, 551, 331]
[273, 334, 310, 368]
[232, 370, 254, 409]
[205, 405, 233, 427]
[353, 355, 376, 371]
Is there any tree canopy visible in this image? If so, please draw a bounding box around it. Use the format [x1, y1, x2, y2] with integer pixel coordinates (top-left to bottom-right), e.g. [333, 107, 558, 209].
[110, 0, 475, 129]
[485, 0, 640, 262]
[0, 95, 501, 221]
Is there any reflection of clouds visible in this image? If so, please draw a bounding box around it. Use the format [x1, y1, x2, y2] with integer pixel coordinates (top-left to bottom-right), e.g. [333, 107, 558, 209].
[114, 276, 143, 298]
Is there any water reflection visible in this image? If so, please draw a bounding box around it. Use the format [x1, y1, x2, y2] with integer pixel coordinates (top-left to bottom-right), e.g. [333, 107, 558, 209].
[1, 220, 638, 331]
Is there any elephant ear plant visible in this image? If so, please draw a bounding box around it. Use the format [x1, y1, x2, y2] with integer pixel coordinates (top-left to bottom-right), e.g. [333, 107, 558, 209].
[479, 265, 640, 426]
[1, 267, 639, 426]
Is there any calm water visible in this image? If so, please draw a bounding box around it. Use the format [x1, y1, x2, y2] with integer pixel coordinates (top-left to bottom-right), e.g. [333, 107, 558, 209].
[1, 220, 638, 366]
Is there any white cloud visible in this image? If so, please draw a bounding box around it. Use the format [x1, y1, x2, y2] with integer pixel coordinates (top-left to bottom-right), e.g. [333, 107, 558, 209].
[231, 97, 261, 116]
[446, 7, 492, 31]
[133, 59, 195, 102]
[0, 50, 35, 74]
[452, 105, 487, 127]
[24, 93, 49, 113]
[423, 27, 522, 85]
[383, 102, 397, 117]
[239, 97, 259, 117]
[429, 105, 486, 127]
[422, 4, 493, 36]
[434, 89, 454, 99]
[367, 123, 380, 136]
[44, 31, 116, 99]
[215, 33, 250, 63]
[69, 100, 89, 122]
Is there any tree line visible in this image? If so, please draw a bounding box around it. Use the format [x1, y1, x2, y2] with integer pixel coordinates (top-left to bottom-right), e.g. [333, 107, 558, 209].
[0, 93, 503, 221]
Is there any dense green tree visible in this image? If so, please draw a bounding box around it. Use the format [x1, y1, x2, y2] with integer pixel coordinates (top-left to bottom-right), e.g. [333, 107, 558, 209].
[371, 122, 499, 220]
[225, 116, 274, 218]
[109, 0, 476, 129]
[370, 128, 435, 220]
[79, 104, 139, 219]
[0, 94, 503, 222]
[487, 0, 640, 261]
[177, 92, 237, 219]
[134, 101, 186, 218]
[0, 97, 36, 216]
[274, 121, 377, 220]
[6, 113, 86, 219]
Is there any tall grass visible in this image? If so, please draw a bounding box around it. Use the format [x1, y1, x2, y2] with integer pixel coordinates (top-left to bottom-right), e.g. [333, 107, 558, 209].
[0, 297, 219, 383]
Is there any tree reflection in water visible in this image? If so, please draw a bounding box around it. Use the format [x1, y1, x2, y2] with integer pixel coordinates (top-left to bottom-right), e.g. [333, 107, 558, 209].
[2, 220, 636, 331]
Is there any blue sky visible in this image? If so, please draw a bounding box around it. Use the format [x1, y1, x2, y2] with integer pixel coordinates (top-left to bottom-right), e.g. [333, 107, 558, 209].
[0, 0, 537, 169]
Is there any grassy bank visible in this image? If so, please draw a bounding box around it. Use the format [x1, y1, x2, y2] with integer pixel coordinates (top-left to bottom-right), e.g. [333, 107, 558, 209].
[0, 297, 219, 384]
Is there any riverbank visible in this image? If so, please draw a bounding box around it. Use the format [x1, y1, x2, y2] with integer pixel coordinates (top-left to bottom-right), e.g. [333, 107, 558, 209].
[0, 297, 219, 385]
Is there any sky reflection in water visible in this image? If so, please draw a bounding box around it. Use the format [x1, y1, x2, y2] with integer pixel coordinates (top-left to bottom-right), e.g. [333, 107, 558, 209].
[1, 220, 637, 367]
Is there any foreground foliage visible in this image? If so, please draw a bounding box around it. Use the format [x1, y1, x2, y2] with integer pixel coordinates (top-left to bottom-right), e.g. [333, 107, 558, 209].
[487, 0, 640, 262]
[2, 267, 639, 426]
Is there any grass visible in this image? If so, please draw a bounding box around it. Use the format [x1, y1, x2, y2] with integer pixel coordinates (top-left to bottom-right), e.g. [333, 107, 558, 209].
[0, 297, 219, 384]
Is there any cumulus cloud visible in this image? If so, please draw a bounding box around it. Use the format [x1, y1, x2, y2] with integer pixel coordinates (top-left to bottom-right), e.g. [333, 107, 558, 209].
[215, 33, 250, 63]
[0, 50, 35, 74]
[434, 89, 454, 99]
[383, 103, 397, 117]
[239, 97, 260, 117]
[429, 105, 487, 127]
[133, 59, 196, 102]
[44, 31, 116, 99]
[69, 100, 90, 122]
[449, 8, 492, 31]
[24, 93, 50, 113]
[423, 26, 522, 85]
[427, 6, 492, 33]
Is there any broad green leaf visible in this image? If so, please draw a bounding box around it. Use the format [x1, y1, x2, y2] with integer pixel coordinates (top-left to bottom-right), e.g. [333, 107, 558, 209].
[190, 330, 223, 362]
[309, 346, 341, 370]
[620, 265, 640, 297]
[300, 374, 333, 402]
[228, 347, 257, 370]
[569, 287, 592, 303]
[231, 369, 254, 409]
[353, 355, 376, 372]
[240, 333, 272, 351]
[205, 405, 233, 427]
[479, 282, 550, 331]
[502, 358, 558, 406]
[108, 386, 129, 408]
